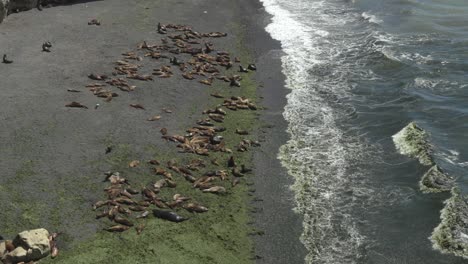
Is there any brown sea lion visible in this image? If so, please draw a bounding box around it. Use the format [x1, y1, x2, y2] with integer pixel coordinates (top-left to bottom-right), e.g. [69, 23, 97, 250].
[114, 216, 134, 227]
[65, 101, 88, 109]
[105, 225, 129, 232]
[202, 186, 226, 194]
[183, 203, 208, 213]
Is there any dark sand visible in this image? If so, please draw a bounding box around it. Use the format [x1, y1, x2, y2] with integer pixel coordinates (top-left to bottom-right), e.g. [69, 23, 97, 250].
[0, 0, 305, 263]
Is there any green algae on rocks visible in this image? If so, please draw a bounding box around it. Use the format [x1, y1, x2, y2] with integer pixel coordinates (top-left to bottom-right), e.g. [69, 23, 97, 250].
[392, 122, 434, 166]
[431, 188, 468, 259]
[419, 165, 455, 193]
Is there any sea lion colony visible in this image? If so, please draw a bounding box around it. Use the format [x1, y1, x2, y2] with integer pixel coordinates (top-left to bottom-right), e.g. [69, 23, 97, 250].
[64, 23, 261, 234]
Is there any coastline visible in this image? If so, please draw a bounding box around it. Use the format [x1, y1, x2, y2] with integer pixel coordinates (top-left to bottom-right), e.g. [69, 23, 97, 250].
[238, 1, 307, 263]
[0, 0, 305, 263]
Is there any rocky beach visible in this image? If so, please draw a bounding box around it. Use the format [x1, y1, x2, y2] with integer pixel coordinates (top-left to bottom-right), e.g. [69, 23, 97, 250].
[0, 0, 305, 263]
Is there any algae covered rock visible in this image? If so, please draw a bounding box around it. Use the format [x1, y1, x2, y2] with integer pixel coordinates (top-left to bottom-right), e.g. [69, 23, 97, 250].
[431, 188, 468, 259]
[420, 165, 455, 193]
[392, 122, 434, 166]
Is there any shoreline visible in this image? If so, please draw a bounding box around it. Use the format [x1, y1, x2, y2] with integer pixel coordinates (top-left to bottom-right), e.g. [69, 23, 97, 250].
[0, 0, 305, 263]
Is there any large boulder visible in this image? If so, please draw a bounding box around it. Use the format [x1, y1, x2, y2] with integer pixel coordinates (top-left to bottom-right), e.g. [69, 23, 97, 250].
[0, 0, 9, 23]
[8, 0, 38, 13]
[12, 228, 50, 260]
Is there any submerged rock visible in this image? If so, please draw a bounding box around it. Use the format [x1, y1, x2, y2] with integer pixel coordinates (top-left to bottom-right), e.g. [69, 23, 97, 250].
[392, 122, 434, 166]
[431, 188, 468, 259]
[420, 165, 455, 193]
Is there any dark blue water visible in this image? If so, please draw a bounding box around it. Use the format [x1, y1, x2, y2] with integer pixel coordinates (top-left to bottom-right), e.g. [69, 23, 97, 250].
[260, 0, 468, 263]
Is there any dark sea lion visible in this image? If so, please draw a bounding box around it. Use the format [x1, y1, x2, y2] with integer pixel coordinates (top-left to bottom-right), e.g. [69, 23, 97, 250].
[228, 156, 236, 167]
[2, 54, 13, 64]
[153, 209, 188, 223]
[42, 42, 52, 52]
[247, 64, 257, 71]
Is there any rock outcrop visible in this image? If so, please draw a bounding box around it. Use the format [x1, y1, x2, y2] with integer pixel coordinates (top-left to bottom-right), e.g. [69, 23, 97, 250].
[1, 228, 51, 264]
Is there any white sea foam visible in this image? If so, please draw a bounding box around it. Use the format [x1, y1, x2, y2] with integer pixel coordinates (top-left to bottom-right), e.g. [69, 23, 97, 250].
[259, 0, 377, 263]
[361, 12, 383, 24]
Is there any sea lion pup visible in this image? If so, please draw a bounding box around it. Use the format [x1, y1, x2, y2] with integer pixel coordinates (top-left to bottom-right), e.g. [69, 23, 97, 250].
[2, 54, 13, 64]
[153, 209, 188, 223]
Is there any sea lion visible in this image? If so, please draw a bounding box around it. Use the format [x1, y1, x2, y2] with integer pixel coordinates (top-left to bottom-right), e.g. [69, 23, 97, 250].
[136, 223, 145, 235]
[129, 160, 140, 168]
[148, 159, 160, 165]
[232, 168, 244, 177]
[153, 209, 188, 223]
[241, 164, 252, 174]
[2, 54, 13, 64]
[105, 225, 129, 232]
[227, 156, 236, 167]
[202, 186, 226, 194]
[114, 216, 134, 227]
[183, 203, 208, 213]
[230, 78, 241, 87]
[88, 19, 101, 26]
[239, 65, 249, 73]
[130, 103, 145, 110]
[136, 211, 149, 219]
[42, 41, 52, 52]
[66, 102, 88, 109]
[235, 129, 249, 135]
[210, 92, 224, 98]
[105, 146, 113, 154]
[88, 73, 108, 81]
[199, 77, 213, 86]
[247, 64, 257, 71]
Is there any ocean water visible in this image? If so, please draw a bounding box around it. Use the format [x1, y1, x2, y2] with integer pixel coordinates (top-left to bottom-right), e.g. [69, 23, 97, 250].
[259, 0, 468, 263]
